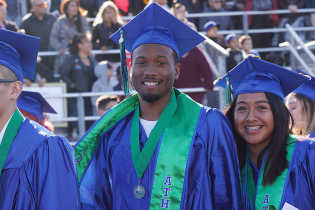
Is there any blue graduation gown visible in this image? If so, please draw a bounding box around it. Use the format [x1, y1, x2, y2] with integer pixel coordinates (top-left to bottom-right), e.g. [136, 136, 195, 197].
[310, 131, 315, 138]
[244, 139, 315, 210]
[0, 118, 80, 209]
[77, 107, 243, 209]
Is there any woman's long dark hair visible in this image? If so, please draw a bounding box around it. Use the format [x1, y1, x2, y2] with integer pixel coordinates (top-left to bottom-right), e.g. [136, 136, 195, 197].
[70, 34, 87, 54]
[225, 92, 294, 186]
[61, 0, 83, 33]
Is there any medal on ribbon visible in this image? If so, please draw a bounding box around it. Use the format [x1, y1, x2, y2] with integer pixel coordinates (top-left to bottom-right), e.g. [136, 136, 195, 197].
[130, 90, 177, 199]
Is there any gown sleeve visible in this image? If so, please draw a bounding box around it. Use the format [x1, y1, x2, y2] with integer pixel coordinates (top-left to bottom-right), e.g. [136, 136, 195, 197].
[203, 109, 243, 209]
[17, 136, 80, 210]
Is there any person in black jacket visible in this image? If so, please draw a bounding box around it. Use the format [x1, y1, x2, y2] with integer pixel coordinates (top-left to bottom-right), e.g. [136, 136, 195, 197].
[60, 34, 98, 138]
[92, 1, 123, 63]
[0, 0, 18, 32]
[20, 0, 57, 71]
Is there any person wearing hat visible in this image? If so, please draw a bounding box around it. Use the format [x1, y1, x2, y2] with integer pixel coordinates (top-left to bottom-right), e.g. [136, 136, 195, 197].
[286, 69, 315, 137]
[226, 33, 243, 72]
[17, 91, 57, 132]
[74, 3, 243, 209]
[204, 20, 221, 44]
[0, 29, 79, 209]
[215, 56, 315, 209]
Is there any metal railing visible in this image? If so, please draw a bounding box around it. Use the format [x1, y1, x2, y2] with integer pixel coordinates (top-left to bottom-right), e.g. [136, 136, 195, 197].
[279, 24, 315, 76]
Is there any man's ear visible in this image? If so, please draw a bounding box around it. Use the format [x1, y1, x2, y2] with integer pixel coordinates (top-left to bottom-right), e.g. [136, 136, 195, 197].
[10, 81, 23, 100]
[174, 62, 181, 80]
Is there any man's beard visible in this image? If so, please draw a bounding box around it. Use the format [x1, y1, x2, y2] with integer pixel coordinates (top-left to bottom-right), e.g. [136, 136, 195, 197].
[140, 92, 162, 104]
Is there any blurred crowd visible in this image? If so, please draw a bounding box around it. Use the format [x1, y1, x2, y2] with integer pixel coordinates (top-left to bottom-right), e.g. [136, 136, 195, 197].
[1, 0, 315, 137]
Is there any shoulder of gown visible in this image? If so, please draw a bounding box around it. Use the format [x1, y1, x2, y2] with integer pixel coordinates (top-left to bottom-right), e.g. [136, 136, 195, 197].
[1, 118, 79, 210]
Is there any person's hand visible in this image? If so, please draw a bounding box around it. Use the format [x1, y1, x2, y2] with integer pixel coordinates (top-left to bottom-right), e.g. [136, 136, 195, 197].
[58, 48, 66, 55]
[288, 5, 298, 13]
[24, 78, 32, 87]
[38, 78, 47, 87]
[100, 46, 108, 51]
[70, 83, 75, 89]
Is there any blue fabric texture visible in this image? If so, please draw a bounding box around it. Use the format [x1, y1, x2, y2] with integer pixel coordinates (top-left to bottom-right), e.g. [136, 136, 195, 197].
[0, 118, 80, 209]
[17, 91, 57, 121]
[0, 29, 40, 83]
[215, 56, 310, 100]
[110, 3, 205, 58]
[76, 107, 244, 209]
[294, 68, 315, 102]
[244, 139, 315, 210]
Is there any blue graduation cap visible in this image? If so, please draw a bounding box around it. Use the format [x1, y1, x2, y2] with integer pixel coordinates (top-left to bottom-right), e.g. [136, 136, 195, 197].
[0, 29, 40, 84]
[17, 91, 57, 121]
[204, 21, 221, 32]
[214, 56, 310, 104]
[110, 3, 205, 95]
[293, 68, 315, 101]
[225, 33, 237, 44]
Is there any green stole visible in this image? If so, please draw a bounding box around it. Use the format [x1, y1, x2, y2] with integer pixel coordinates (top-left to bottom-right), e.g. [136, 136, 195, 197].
[0, 109, 24, 177]
[241, 134, 297, 210]
[74, 88, 201, 209]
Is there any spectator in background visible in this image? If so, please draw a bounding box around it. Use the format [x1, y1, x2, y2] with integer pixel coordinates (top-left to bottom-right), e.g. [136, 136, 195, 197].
[20, 0, 56, 71]
[91, 61, 113, 116]
[172, 2, 197, 31]
[0, 0, 18, 32]
[199, 0, 234, 31]
[23, 55, 55, 87]
[60, 34, 97, 138]
[128, 0, 146, 16]
[176, 0, 203, 27]
[92, 1, 122, 64]
[239, 35, 260, 57]
[224, 0, 244, 29]
[226, 33, 243, 72]
[79, 0, 100, 17]
[49, 0, 90, 76]
[113, 0, 130, 16]
[146, 0, 170, 12]
[278, 0, 306, 65]
[245, 0, 278, 60]
[95, 95, 118, 116]
[174, 46, 214, 103]
[200, 20, 227, 74]
[204, 20, 222, 45]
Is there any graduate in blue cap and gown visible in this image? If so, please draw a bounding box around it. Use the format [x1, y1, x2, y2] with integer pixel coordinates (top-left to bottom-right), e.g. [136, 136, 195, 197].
[17, 91, 57, 132]
[0, 29, 79, 209]
[74, 3, 243, 210]
[286, 69, 315, 138]
[215, 55, 315, 210]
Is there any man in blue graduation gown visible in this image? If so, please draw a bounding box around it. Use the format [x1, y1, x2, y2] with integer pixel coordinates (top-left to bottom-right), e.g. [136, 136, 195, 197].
[75, 3, 243, 209]
[0, 29, 79, 209]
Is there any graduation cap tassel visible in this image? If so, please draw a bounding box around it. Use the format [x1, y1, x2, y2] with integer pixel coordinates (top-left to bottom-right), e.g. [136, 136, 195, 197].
[226, 76, 231, 106]
[119, 29, 132, 95]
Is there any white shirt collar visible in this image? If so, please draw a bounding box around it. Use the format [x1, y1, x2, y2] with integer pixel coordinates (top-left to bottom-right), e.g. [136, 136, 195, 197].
[0, 114, 14, 146]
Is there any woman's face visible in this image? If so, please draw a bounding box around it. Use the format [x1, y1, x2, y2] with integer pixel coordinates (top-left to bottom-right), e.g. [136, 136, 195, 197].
[67, 1, 78, 18]
[103, 7, 116, 23]
[287, 93, 304, 130]
[234, 92, 275, 147]
[78, 38, 92, 54]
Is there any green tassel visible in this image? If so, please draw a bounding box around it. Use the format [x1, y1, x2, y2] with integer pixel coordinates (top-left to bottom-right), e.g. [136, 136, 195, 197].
[119, 29, 132, 95]
[226, 76, 231, 106]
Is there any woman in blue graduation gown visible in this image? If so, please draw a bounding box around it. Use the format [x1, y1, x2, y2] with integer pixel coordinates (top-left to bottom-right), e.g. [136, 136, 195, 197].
[286, 69, 315, 138]
[215, 56, 315, 210]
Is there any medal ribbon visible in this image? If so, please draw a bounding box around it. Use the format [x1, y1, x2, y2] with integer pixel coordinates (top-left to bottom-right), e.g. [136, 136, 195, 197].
[0, 109, 24, 177]
[241, 134, 297, 210]
[130, 90, 177, 179]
